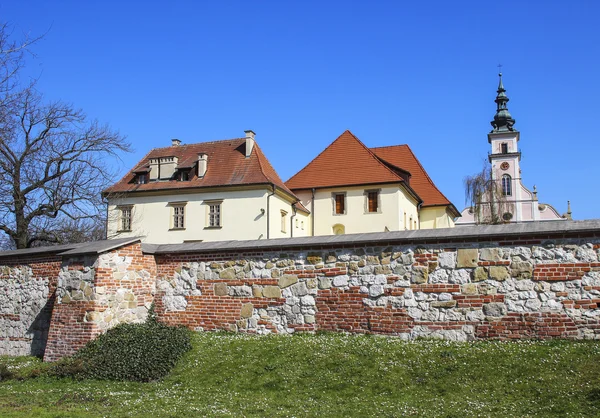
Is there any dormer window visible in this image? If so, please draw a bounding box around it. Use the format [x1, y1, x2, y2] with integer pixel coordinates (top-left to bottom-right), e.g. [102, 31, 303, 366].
[501, 143, 508, 154]
[136, 173, 148, 184]
[178, 170, 190, 182]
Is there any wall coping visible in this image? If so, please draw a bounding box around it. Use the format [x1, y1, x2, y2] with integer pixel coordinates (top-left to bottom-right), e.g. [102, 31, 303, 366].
[1, 220, 599, 260]
[0, 237, 143, 260]
[145, 219, 600, 254]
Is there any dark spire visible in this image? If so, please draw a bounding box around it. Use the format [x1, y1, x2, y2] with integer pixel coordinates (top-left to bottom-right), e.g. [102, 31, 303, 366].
[490, 72, 516, 132]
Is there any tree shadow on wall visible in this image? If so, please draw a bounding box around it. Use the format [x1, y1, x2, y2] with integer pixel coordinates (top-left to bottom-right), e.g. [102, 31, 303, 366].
[26, 292, 56, 358]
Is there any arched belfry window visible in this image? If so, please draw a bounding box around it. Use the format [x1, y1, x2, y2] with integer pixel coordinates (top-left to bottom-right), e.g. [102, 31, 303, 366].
[502, 174, 512, 196]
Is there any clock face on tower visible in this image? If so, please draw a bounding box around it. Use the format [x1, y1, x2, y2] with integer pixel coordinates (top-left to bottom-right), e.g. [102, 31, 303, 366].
[500, 162, 510, 171]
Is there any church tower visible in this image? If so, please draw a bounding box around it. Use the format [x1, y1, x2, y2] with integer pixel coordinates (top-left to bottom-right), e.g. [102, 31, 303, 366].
[456, 72, 569, 225]
[487, 72, 524, 222]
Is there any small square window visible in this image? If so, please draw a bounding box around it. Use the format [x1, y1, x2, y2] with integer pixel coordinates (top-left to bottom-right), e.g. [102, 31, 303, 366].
[136, 173, 148, 184]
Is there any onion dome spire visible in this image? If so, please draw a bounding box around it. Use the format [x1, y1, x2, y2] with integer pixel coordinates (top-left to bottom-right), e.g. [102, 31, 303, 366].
[490, 71, 516, 132]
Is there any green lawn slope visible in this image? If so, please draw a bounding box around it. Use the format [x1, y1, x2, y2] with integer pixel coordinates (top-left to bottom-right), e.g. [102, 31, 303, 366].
[1, 333, 599, 417]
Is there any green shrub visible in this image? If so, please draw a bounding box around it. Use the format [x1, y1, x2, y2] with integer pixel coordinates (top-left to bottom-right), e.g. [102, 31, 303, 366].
[51, 321, 191, 382]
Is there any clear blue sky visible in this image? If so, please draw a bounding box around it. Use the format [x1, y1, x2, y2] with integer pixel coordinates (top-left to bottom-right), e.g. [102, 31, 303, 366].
[2, 0, 598, 220]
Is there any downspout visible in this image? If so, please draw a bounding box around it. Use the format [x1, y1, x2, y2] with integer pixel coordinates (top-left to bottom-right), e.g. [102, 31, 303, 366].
[266, 184, 276, 239]
[290, 204, 297, 238]
[311, 188, 316, 236]
[417, 202, 422, 230]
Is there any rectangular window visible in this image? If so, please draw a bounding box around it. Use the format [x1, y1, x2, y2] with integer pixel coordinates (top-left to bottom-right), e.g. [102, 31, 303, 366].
[367, 191, 379, 213]
[172, 205, 185, 229]
[281, 210, 287, 233]
[501, 143, 508, 154]
[178, 170, 190, 181]
[120, 206, 132, 231]
[334, 193, 345, 214]
[136, 173, 148, 184]
[209, 203, 221, 227]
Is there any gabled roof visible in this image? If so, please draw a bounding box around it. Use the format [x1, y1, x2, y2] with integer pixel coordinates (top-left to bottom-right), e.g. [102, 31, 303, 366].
[104, 138, 297, 200]
[371, 145, 459, 215]
[285, 130, 406, 190]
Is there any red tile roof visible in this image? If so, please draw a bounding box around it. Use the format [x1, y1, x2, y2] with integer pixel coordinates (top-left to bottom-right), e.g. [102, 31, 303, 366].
[371, 145, 459, 215]
[104, 138, 297, 200]
[285, 130, 407, 190]
[285, 130, 457, 216]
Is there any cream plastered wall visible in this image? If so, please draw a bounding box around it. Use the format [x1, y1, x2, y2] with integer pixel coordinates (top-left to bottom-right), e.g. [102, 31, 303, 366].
[267, 192, 310, 239]
[419, 206, 455, 229]
[107, 188, 299, 243]
[296, 184, 419, 236]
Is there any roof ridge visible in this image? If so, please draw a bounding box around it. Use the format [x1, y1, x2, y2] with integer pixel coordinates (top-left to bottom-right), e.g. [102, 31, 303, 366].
[150, 137, 245, 152]
[373, 144, 455, 209]
[286, 130, 404, 184]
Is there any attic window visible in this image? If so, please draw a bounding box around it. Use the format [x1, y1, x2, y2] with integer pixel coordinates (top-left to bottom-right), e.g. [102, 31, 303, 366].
[178, 170, 190, 182]
[501, 143, 508, 154]
[136, 173, 148, 184]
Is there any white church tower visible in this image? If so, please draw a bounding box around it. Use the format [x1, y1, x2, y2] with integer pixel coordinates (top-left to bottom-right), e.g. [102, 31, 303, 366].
[456, 72, 570, 225]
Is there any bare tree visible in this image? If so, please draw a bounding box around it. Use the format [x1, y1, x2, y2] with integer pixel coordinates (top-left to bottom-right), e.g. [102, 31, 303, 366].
[0, 24, 130, 249]
[464, 161, 513, 225]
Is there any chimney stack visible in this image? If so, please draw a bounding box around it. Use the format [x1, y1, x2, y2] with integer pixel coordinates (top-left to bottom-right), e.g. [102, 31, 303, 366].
[172, 138, 181, 146]
[197, 153, 208, 177]
[244, 130, 255, 158]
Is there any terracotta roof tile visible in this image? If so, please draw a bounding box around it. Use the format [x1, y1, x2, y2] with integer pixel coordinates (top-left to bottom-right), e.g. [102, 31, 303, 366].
[285, 130, 405, 190]
[371, 145, 458, 214]
[104, 138, 296, 200]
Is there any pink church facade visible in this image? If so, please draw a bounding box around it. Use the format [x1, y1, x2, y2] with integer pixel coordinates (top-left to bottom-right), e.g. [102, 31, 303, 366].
[456, 73, 569, 225]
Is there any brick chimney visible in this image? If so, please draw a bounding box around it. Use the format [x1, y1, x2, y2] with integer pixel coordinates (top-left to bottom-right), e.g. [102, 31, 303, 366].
[244, 130, 255, 158]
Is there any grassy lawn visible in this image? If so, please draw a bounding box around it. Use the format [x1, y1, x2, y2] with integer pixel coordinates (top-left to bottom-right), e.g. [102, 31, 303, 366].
[0, 333, 599, 417]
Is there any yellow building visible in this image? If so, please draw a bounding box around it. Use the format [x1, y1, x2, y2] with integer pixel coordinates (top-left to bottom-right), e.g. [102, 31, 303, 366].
[286, 130, 458, 235]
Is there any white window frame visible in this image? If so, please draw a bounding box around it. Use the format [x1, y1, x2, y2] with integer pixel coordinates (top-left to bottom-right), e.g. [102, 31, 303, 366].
[118, 205, 133, 232]
[168, 202, 187, 230]
[205, 200, 223, 228]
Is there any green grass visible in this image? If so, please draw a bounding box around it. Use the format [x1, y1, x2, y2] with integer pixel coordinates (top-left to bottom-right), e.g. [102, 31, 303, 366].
[1, 333, 599, 417]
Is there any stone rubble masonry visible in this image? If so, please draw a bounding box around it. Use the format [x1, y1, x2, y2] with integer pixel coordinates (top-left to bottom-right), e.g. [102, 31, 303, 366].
[2, 230, 600, 361]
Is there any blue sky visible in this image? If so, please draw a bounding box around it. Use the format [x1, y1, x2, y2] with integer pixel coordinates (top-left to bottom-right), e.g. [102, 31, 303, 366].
[2, 0, 598, 220]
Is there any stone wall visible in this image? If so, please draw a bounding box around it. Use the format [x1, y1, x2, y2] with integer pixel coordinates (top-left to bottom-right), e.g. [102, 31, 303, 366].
[2, 221, 600, 360]
[0, 255, 61, 357]
[154, 237, 600, 341]
[43, 243, 156, 361]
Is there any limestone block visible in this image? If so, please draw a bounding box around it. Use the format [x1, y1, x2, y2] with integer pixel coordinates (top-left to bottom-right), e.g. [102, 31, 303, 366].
[236, 319, 247, 329]
[411, 266, 428, 284]
[214, 282, 228, 296]
[306, 254, 322, 265]
[290, 282, 309, 297]
[271, 269, 280, 278]
[381, 257, 391, 265]
[304, 314, 315, 324]
[333, 275, 349, 287]
[240, 303, 253, 318]
[306, 278, 318, 289]
[318, 277, 332, 289]
[449, 269, 470, 284]
[489, 266, 510, 281]
[229, 285, 252, 297]
[510, 261, 533, 279]
[462, 283, 479, 295]
[265, 261, 274, 269]
[369, 285, 385, 297]
[219, 268, 236, 280]
[263, 286, 282, 298]
[457, 249, 478, 268]
[431, 300, 457, 308]
[278, 274, 298, 288]
[483, 302, 507, 317]
[480, 248, 501, 262]
[473, 267, 489, 282]
[252, 285, 263, 298]
[438, 252, 456, 269]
